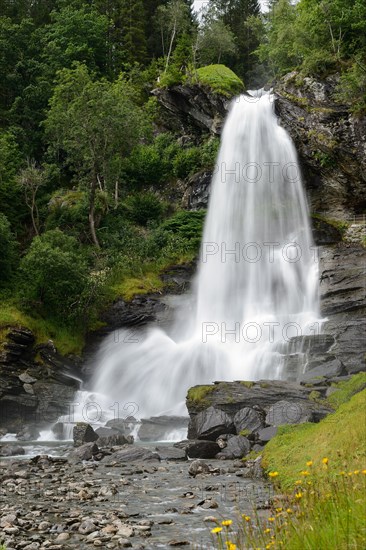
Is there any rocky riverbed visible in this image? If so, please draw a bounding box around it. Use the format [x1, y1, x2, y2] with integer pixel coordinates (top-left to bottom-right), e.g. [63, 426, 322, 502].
[0, 449, 271, 550]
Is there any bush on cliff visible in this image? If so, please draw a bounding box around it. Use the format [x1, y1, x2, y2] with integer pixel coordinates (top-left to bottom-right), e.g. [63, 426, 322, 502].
[195, 65, 244, 97]
[0, 213, 18, 286]
[18, 229, 90, 324]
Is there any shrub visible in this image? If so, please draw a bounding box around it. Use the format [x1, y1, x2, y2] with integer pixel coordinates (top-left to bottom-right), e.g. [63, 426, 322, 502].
[124, 192, 166, 226]
[0, 213, 17, 285]
[173, 147, 202, 179]
[18, 229, 89, 324]
[160, 210, 206, 250]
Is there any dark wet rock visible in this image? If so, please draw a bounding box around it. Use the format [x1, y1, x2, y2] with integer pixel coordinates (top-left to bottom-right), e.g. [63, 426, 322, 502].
[155, 446, 187, 461]
[153, 84, 230, 136]
[16, 425, 40, 441]
[312, 217, 343, 245]
[188, 406, 235, 441]
[299, 355, 346, 382]
[73, 423, 99, 447]
[105, 417, 137, 435]
[0, 444, 25, 457]
[185, 440, 221, 459]
[102, 445, 160, 464]
[275, 72, 366, 218]
[257, 427, 278, 443]
[265, 400, 329, 426]
[138, 416, 189, 442]
[233, 407, 265, 435]
[188, 459, 212, 477]
[95, 427, 133, 447]
[216, 435, 250, 460]
[184, 170, 212, 210]
[68, 442, 99, 462]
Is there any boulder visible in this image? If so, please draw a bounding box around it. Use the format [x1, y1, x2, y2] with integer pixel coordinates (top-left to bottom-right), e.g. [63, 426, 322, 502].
[73, 423, 99, 447]
[233, 407, 264, 435]
[95, 427, 133, 447]
[257, 427, 278, 443]
[0, 444, 25, 457]
[105, 417, 137, 435]
[155, 446, 187, 461]
[299, 355, 346, 382]
[265, 400, 329, 426]
[69, 442, 99, 462]
[185, 440, 221, 459]
[189, 406, 235, 441]
[138, 415, 189, 442]
[188, 459, 212, 477]
[102, 445, 160, 464]
[216, 435, 251, 459]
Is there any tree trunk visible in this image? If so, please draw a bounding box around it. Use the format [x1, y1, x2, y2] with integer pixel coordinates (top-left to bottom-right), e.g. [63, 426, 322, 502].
[89, 176, 100, 248]
[165, 20, 177, 73]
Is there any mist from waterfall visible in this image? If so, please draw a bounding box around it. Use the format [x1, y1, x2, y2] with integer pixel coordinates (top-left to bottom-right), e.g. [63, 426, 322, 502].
[64, 92, 321, 425]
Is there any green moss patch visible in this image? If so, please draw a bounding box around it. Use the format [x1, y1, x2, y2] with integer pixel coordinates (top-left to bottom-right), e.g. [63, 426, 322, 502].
[195, 65, 244, 97]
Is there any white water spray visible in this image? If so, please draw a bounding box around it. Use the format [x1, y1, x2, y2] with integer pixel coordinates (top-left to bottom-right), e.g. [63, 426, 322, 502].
[86, 92, 320, 419]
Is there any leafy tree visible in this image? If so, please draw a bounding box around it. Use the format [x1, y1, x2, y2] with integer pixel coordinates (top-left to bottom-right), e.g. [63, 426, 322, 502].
[155, 0, 194, 73]
[18, 229, 89, 323]
[41, 6, 109, 76]
[0, 213, 17, 285]
[18, 160, 46, 236]
[196, 19, 236, 66]
[44, 64, 149, 247]
[0, 131, 26, 229]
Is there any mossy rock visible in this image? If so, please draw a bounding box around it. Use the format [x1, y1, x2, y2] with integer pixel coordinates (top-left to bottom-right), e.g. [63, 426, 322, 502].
[187, 385, 216, 407]
[195, 65, 244, 97]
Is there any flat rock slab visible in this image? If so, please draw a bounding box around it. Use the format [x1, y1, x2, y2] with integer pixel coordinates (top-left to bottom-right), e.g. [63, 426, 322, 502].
[102, 445, 160, 464]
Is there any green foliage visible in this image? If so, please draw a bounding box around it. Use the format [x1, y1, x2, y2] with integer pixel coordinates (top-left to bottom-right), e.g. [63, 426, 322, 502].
[124, 192, 166, 226]
[18, 229, 90, 324]
[195, 64, 244, 97]
[173, 147, 202, 179]
[0, 213, 18, 285]
[160, 210, 206, 250]
[335, 57, 366, 114]
[186, 385, 216, 407]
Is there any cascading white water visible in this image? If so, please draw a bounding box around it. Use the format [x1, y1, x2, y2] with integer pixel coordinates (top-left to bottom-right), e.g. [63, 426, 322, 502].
[86, 91, 320, 420]
[33, 91, 320, 442]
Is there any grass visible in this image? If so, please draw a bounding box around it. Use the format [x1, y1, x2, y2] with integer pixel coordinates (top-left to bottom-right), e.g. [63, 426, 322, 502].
[208, 385, 366, 550]
[0, 301, 85, 356]
[195, 65, 244, 97]
[326, 372, 366, 409]
[186, 385, 216, 408]
[111, 272, 164, 301]
[312, 213, 349, 235]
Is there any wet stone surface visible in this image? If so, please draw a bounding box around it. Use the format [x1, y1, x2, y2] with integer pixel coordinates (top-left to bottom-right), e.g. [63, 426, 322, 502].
[0, 453, 271, 549]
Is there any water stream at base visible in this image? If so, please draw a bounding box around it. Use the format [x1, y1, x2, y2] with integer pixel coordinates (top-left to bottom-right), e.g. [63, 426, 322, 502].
[38, 91, 321, 441]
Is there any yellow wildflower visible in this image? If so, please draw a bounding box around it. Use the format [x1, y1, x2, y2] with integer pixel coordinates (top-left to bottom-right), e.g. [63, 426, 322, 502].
[211, 527, 223, 534]
[286, 508, 292, 514]
[226, 543, 237, 550]
[362, 469, 366, 475]
[268, 517, 275, 522]
[242, 515, 251, 522]
[264, 528, 271, 534]
[275, 507, 283, 513]
[268, 471, 279, 478]
[322, 457, 329, 465]
[354, 470, 360, 475]
[222, 519, 233, 527]
[300, 470, 310, 476]
[295, 492, 303, 499]
[306, 460, 313, 467]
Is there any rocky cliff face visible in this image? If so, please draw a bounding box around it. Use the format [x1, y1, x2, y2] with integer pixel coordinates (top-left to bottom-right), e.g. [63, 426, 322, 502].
[274, 72, 366, 220]
[0, 328, 80, 436]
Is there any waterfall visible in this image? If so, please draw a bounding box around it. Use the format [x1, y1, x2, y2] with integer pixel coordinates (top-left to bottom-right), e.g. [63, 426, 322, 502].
[87, 92, 320, 419]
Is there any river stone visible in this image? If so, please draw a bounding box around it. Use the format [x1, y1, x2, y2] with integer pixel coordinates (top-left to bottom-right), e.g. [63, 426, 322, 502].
[69, 442, 99, 462]
[233, 407, 264, 435]
[155, 446, 187, 461]
[0, 444, 25, 457]
[19, 372, 37, 384]
[138, 416, 189, 442]
[188, 459, 211, 477]
[73, 422, 99, 447]
[216, 435, 251, 459]
[191, 407, 235, 441]
[105, 417, 137, 435]
[185, 440, 221, 459]
[95, 427, 133, 447]
[102, 445, 160, 464]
